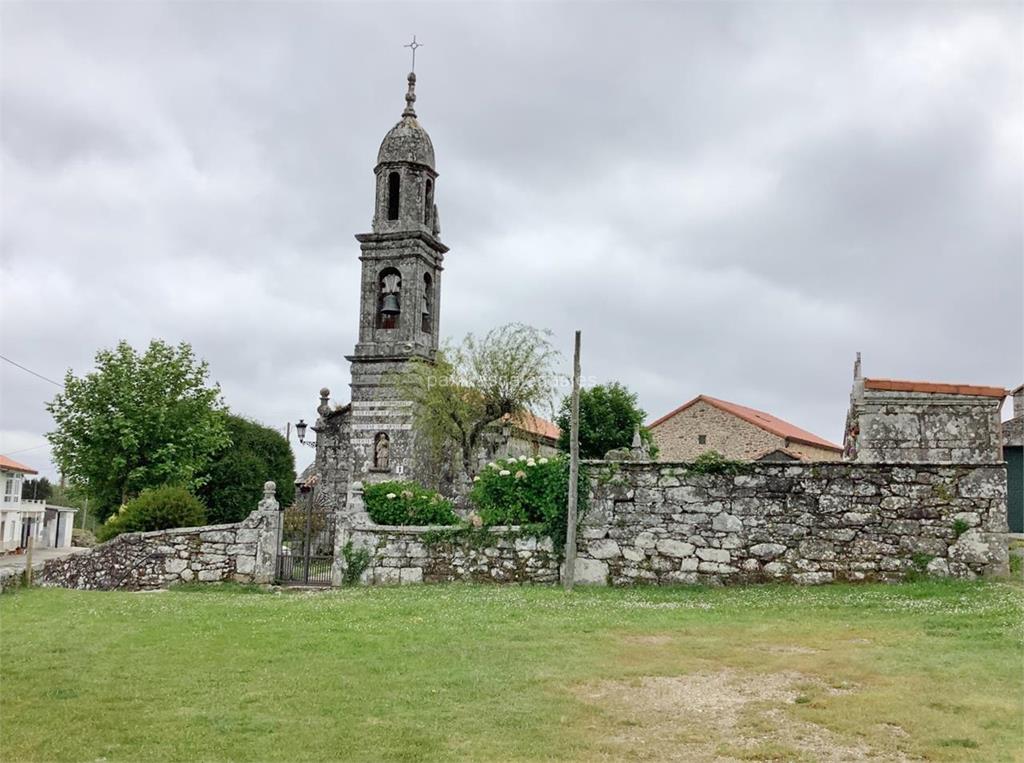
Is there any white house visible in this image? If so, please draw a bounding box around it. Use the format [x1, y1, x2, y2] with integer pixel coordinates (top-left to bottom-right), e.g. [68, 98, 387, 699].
[1, 456, 76, 552]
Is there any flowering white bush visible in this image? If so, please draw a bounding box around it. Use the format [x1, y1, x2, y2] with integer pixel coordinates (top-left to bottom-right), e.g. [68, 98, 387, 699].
[469, 454, 587, 533]
[364, 481, 458, 526]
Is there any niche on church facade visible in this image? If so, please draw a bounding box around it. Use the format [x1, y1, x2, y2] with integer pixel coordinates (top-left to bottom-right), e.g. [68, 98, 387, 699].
[373, 432, 390, 471]
[377, 268, 401, 329]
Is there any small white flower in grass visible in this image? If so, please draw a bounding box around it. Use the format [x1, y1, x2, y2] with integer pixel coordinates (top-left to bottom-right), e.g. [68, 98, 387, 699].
[499, 469, 511, 477]
[519, 455, 529, 462]
[473, 475, 480, 482]
[526, 459, 536, 467]
[386, 493, 397, 499]
[488, 462, 499, 469]
[538, 457, 549, 464]
[401, 490, 414, 500]
[514, 470, 527, 480]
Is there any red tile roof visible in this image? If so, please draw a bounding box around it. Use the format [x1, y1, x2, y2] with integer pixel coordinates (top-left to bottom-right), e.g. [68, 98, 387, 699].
[505, 411, 561, 442]
[648, 395, 842, 453]
[863, 378, 1007, 398]
[0, 455, 39, 475]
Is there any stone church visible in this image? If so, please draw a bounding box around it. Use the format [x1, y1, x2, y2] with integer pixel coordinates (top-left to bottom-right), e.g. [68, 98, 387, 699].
[305, 72, 557, 509]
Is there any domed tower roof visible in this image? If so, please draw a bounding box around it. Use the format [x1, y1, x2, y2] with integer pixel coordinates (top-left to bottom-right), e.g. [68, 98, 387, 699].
[377, 72, 435, 169]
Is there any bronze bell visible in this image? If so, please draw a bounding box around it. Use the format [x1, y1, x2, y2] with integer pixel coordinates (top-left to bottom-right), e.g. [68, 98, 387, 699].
[381, 293, 400, 314]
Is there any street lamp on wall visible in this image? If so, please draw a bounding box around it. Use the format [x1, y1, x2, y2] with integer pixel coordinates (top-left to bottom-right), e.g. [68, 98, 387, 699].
[292, 419, 316, 449]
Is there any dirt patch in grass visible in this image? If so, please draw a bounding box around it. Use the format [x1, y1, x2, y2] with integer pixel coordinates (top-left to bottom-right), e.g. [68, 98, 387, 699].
[576, 668, 898, 762]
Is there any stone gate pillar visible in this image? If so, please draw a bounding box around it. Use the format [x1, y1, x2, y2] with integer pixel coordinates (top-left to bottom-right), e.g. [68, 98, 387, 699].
[253, 481, 282, 584]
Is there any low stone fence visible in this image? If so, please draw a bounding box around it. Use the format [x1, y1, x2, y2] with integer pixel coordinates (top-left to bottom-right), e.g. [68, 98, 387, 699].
[346, 525, 560, 584]
[36, 489, 281, 591]
[18, 465, 1010, 591]
[577, 461, 1008, 585]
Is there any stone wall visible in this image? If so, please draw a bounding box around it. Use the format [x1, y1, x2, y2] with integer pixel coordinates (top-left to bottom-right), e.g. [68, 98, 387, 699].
[36, 484, 281, 591]
[576, 461, 1008, 585]
[346, 525, 560, 584]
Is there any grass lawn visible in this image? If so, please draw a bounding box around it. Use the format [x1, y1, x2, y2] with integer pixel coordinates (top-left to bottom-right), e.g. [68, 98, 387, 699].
[2, 581, 1022, 762]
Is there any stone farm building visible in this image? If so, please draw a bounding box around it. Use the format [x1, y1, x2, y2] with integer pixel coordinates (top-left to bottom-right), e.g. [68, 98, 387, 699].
[647, 395, 843, 463]
[305, 72, 557, 507]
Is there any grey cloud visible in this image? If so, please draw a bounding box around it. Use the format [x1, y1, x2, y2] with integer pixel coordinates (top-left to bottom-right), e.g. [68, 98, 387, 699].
[1, 1, 1020, 480]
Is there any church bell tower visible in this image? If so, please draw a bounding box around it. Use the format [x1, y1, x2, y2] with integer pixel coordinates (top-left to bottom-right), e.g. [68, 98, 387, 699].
[345, 70, 447, 484]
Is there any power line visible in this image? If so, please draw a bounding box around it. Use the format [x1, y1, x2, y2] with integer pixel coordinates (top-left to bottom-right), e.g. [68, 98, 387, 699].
[1, 443, 50, 457]
[0, 354, 63, 387]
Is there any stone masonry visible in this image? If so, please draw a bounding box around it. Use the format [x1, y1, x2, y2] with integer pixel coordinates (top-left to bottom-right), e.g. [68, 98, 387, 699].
[345, 525, 560, 585]
[37, 482, 282, 591]
[577, 461, 1008, 585]
[843, 358, 1007, 464]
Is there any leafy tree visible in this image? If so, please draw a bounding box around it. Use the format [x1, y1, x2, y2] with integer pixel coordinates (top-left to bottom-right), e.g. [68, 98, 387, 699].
[47, 340, 230, 520]
[398, 323, 558, 479]
[97, 485, 206, 542]
[198, 415, 296, 524]
[555, 381, 656, 459]
[20, 477, 53, 502]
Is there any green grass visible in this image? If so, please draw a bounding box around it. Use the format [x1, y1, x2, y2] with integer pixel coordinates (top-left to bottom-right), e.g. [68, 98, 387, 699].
[2, 581, 1022, 761]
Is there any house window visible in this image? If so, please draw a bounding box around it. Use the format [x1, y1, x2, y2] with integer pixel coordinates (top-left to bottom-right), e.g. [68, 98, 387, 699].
[3, 475, 21, 503]
[387, 172, 401, 220]
[698, 434, 707, 445]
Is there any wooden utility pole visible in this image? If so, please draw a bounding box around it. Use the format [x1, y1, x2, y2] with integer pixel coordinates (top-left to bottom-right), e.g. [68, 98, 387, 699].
[563, 330, 581, 591]
[24, 531, 34, 587]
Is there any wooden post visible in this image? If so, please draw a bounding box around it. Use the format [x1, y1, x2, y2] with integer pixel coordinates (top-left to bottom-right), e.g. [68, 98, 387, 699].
[563, 330, 581, 591]
[24, 530, 34, 587]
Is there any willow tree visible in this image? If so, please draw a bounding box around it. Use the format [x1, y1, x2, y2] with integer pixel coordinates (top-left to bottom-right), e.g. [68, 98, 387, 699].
[398, 323, 558, 480]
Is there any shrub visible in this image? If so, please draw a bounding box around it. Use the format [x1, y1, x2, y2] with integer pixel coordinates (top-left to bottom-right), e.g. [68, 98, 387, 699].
[71, 528, 97, 548]
[342, 541, 372, 585]
[363, 481, 458, 526]
[469, 454, 587, 541]
[98, 485, 207, 541]
[952, 518, 970, 539]
[686, 450, 750, 476]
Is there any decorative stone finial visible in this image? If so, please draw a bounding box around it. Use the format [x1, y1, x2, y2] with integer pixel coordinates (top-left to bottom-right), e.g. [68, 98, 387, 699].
[317, 388, 331, 417]
[402, 72, 417, 118]
[631, 426, 642, 449]
[258, 481, 279, 513]
[853, 351, 862, 380]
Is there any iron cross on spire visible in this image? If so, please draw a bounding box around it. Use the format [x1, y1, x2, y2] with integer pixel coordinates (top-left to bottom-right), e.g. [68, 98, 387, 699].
[404, 35, 423, 72]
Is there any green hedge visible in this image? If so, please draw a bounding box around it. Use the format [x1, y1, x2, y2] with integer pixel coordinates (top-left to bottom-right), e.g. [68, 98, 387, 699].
[363, 481, 458, 526]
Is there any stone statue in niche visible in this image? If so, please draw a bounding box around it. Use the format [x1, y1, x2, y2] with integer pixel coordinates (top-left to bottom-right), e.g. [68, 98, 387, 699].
[374, 432, 390, 470]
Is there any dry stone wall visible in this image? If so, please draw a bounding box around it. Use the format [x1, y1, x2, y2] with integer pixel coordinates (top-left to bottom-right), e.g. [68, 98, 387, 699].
[577, 461, 1008, 585]
[346, 525, 560, 584]
[36, 486, 281, 591]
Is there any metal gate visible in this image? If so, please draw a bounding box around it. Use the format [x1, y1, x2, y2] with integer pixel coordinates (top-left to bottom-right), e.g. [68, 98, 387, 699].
[276, 484, 336, 586]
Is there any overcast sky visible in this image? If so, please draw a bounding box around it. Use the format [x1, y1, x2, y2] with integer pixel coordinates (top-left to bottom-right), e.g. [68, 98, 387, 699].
[2, 1, 1021, 481]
